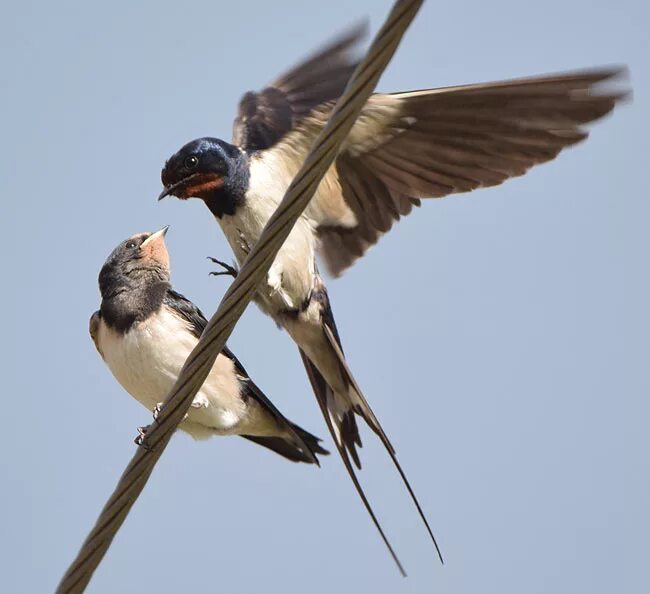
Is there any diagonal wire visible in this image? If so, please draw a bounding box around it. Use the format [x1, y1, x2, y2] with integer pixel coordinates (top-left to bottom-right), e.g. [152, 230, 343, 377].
[55, 1, 423, 591]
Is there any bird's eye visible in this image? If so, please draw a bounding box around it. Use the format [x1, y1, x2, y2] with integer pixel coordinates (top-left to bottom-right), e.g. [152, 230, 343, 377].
[184, 155, 199, 169]
[126, 241, 137, 249]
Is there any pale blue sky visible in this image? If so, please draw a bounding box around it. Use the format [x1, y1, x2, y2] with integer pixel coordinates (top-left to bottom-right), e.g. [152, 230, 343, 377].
[1, 1, 648, 592]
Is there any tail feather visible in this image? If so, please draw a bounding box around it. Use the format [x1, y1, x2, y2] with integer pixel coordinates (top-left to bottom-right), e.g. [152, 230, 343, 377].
[297, 283, 444, 566]
[299, 349, 406, 576]
[322, 321, 444, 564]
[242, 429, 328, 465]
[340, 410, 363, 469]
[322, 323, 395, 455]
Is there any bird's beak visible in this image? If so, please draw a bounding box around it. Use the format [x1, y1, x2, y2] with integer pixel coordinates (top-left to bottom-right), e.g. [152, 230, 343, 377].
[158, 172, 224, 201]
[141, 225, 170, 247]
[158, 176, 196, 201]
[140, 225, 170, 271]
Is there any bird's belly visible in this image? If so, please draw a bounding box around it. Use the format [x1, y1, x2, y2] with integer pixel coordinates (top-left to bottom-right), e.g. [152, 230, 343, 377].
[99, 323, 175, 411]
[97, 314, 246, 436]
[218, 207, 317, 315]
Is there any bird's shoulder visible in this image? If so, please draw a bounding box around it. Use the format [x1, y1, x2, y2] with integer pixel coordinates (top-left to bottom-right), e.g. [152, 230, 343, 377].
[162, 289, 208, 340]
[89, 310, 105, 359]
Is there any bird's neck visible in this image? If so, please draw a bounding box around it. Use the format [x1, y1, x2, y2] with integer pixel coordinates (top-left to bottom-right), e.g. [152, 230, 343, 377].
[100, 281, 170, 332]
[202, 147, 250, 219]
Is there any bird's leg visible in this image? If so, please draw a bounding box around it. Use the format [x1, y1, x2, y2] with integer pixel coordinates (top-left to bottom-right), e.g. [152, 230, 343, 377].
[207, 256, 239, 279]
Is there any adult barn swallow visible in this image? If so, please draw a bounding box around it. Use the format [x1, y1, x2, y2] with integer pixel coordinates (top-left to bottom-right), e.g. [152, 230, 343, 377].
[158, 25, 628, 569]
[90, 227, 328, 464]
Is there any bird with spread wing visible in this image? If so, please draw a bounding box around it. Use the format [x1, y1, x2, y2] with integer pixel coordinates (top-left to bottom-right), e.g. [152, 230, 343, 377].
[158, 23, 628, 572]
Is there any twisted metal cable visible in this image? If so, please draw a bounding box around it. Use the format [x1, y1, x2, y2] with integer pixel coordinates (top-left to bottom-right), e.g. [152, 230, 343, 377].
[56, 1, 423, 591]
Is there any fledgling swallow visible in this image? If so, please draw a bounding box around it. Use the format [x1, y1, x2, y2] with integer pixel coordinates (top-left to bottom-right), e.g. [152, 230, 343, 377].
[158, 23, 629, 571]
[90, 226, 328, 465]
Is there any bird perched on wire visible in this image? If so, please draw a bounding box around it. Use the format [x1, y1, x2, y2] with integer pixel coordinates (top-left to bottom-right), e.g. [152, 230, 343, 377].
[90, 226, 328, 465]
[157, 23, 628, 571]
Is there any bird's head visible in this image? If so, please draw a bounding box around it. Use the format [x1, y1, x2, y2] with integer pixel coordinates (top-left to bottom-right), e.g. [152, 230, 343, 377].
[99, 226, 171, 299]
[159, 137, 243, 203]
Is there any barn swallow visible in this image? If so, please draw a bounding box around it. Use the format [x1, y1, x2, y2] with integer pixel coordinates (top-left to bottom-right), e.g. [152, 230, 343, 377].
[158, 24, 628, 570]
[90, 226, 328, 465]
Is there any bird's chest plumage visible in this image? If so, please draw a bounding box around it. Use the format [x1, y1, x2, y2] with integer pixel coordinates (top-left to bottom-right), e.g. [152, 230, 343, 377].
[217, 159, 318, 315]
[96, 308, 246, 434]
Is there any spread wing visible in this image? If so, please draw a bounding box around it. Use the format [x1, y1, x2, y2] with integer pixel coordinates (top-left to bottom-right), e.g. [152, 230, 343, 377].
[262, 67, 629, 276]
[89, 311, 104, 359]
[231, 22, 366, 151]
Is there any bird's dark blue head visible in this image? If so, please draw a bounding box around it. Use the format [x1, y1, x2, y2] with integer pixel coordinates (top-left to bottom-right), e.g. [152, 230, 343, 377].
[159, 137, 249, 217]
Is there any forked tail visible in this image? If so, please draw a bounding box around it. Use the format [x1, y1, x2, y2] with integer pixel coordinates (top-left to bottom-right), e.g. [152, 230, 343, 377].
[298, 295, 443, 573]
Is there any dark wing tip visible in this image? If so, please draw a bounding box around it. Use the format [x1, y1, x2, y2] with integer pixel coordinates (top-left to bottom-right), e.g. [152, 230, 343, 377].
[224, 347, 326, 466]
[273, 19, 369, 89]
[242, 435, 323, 465]
[289, 422, 331, 463]
[591, 64, 629, 82]
[587, 64, 632, 104]
[233, 21, 368, 152]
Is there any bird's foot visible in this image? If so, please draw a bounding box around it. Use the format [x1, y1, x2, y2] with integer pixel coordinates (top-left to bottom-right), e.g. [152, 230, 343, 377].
[136, 397, 204, 449]
[207, 257, 238, 279]
[153, 400, 198, 422]
[153, 403, 163, 421]
[134, 425, 155, 451]
[191, 394, 210, 409]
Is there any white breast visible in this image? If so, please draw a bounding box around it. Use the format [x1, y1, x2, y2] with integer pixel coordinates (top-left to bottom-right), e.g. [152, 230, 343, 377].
[218, 154, 318, 314]
[96, 308, 247, 437]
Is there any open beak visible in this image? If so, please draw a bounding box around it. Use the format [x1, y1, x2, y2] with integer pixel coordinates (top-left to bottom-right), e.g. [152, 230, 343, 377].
[141, 225, 169, 247]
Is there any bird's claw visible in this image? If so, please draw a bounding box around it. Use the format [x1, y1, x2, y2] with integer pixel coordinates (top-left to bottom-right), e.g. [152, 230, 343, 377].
[137, 399, 201, 448]
[153, 402, 164, 421]
[155, 400, 195, 421]
[207, 256, 238, 278]
[134, 425, 155, 451]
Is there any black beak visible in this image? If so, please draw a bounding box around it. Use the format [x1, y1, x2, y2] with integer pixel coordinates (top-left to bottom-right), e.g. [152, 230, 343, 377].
[157, 174, 198, 201]
[157, 186, 173, 201]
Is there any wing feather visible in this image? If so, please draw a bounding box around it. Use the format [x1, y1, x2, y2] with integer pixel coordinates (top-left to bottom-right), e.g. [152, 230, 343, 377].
[281, 67, 628, 276]
[232, 23, 366, 151]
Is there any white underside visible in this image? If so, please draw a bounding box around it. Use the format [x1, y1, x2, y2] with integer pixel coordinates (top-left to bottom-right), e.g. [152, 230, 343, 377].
[219, 154, 320, 315]
[96, 308, 276, 439]
[216, 155, 363, 436]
